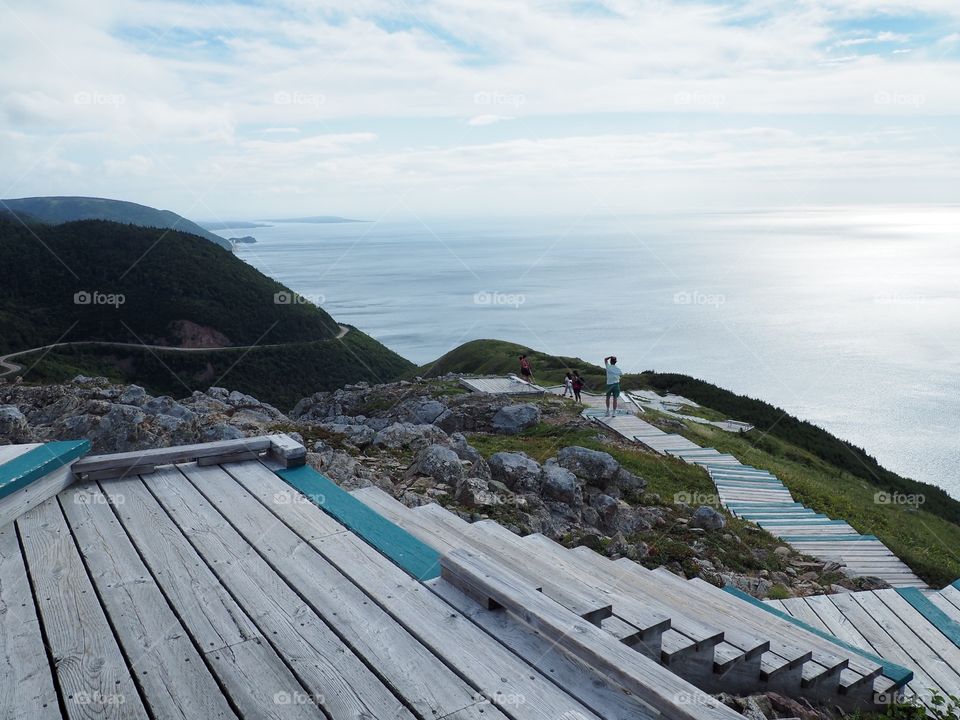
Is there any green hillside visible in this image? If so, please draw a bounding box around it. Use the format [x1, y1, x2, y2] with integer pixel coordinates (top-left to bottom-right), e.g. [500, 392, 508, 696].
[0, 196, 232, 249]
[0, 217, 413, 404]
[422, 339, 960, 585]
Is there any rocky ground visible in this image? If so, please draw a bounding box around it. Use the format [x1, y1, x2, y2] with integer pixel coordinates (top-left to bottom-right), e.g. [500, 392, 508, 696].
[0, 374, 888, 603]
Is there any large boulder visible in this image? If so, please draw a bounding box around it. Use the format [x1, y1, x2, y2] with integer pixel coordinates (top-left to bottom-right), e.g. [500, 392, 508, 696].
[690, 505, 726, 531]
[490, 404, 541, 435]
[372, 422, 448, 450]
[555, 446, 646, 493]
[395, 398, 447, 425]
[488, 452, 542, 493]
[454, 477, 502, 508]
[411, 444, 464, 484]
[556, 446, 620, 483]
[540, 462, 582, 506]
[447, 433, 491, 480]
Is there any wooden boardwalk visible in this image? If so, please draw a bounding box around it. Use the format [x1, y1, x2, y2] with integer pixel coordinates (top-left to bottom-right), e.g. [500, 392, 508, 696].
[768, 584, 960, 710]
[3, 438, 746, 720]
[459, 375, 546, 395]
[562, 391, 929, 589]
[351, 488, 914, 711]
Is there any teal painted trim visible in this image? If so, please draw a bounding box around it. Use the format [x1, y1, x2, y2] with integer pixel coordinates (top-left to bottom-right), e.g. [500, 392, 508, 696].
[276, 465, 441, 580]
[953, 579, 960, 591]
[724, 586, 914, 686]
[0, 441, 90, 500]
[897, 588, 960, 649]
[726, 502, 801, 508]
[779, 534, 878, 542]
[742, 514, 827, 521]
[759, 519, 849, 526]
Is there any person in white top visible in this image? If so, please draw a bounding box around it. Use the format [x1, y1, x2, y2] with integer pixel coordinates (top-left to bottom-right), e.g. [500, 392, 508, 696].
[604, 355, 623, 416]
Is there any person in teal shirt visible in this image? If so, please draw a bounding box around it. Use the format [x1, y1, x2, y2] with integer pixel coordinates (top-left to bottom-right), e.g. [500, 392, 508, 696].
[604, 355, 623, 416]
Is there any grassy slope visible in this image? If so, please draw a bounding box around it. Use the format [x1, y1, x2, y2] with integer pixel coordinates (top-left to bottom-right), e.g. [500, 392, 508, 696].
[424, 339, 960, 587]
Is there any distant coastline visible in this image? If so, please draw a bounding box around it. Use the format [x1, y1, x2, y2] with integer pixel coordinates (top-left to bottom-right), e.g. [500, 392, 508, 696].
[200, 221, 273, 230]
[264, 216, 368, 224]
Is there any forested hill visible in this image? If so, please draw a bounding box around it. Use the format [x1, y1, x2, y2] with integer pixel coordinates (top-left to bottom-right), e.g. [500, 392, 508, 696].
[0, 196, 232, 249]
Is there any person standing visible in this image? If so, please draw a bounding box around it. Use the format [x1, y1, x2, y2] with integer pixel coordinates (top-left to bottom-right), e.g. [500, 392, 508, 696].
[519, 354, 534, 383]
[604, 355, 623, 416]
[571, 370, 584, 403]
[562, 372, 574, 397]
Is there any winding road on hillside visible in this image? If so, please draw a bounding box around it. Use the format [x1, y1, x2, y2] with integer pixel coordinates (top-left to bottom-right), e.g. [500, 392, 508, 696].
[0, 324, 350, 378]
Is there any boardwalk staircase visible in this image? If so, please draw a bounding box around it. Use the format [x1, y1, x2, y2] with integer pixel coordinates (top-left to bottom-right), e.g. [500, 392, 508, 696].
[351, 486, 913, 711]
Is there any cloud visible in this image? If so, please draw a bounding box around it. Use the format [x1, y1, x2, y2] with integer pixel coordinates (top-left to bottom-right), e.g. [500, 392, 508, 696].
[104, 154, 154, 176]
[467, 114, 514, 126]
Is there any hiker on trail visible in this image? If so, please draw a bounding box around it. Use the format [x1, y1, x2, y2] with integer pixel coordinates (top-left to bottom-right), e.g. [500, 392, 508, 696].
[518, 354, 534, 383]
[604, 355, 623, 416]
[562, 372, 574, 397]
[571, 370, 584, 403]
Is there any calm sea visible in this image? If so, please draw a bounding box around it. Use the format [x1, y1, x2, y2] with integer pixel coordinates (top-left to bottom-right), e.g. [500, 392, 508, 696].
[235, 208, 960, 498]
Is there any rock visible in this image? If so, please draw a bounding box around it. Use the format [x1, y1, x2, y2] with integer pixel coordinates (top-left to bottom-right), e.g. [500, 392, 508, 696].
[372, 422, 448, 450]
[320, 422, 376, 448]
[799, 571, 819, 582]
[490, 404, 541, 435]
[488, 452, 542, 493]
[774, 546, 791, 558]
[118, 385, 147, 406]
[689, 505, 726, 530]
[395, 398, 447, 425]
[556, 446, 619, 484]
[540, 462, 582, 506]
[447, 433, 491, 480]
[411, 444, 464, 484]
[454, 477, 502, 508]
[0, 405, 29, 442]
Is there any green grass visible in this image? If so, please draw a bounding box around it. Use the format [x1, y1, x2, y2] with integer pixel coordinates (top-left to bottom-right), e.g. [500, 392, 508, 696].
[674, 420, 960, 587]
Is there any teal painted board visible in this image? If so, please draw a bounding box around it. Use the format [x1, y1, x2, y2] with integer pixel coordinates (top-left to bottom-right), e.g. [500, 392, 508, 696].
[897, 588, 960, 650]
[778, 534, 877, 542]
[758, 519, 849, 526]
[724, 586, 914, 686]
[276, 464, 441, 580]
[0, 440, 90, 500]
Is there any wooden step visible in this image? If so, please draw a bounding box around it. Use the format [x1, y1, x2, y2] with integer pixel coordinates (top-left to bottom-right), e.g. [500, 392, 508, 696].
[440, 547, 746, 720]
[353, 491, 611, 624]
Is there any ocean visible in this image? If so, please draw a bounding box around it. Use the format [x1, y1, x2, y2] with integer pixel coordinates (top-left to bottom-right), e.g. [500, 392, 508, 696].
[234, 207, 960, 498]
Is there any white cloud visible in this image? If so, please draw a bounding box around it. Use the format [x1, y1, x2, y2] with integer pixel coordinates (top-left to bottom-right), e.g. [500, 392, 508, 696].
[467, 114, 514, 126]
[1, 0, 959, 216]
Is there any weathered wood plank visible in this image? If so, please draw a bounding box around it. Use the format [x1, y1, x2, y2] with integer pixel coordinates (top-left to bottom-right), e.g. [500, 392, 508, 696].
[429, 577, 657, 720]
[0, 441, 89, 501]
[18, 496, 150, 720]
[100, 476, 261, 651]
[174, 463, 486, 720]
[229, 461, 606, 720]
[60, 482, 237, 720]
[0, 465, 76, 532]
[73, 437, 273, 477]
[0, 521, 60, 720]
[441, 547, 745, 720]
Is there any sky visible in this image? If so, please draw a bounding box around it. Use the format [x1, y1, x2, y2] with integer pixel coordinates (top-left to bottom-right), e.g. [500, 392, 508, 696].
[1, 0, 959, 220]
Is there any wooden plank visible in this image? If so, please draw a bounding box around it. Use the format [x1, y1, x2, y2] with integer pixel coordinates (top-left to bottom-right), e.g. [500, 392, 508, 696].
[428, 577, 656, 720]
[228, 461, 607, 720]
[176, 463, 492, 720]
[367, 495, 612, 625]
[101, 475, 261, 651]
[18, 496, 150, 719]
[779, 598, 831, 633]
[100, 476, 329, 720]
[0, 440, 88, 504]
[0, 521, 59, 719]
[0, 465, 76, 532]
[265, 434, 306, 467]
[881, 590, 960, 675]
[60, 482, 237, 720]
[441, 547, 745, 720]
[276, 464, 441, 580]
[73, 438, 272, 477]
[850, 591, 960, 695]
